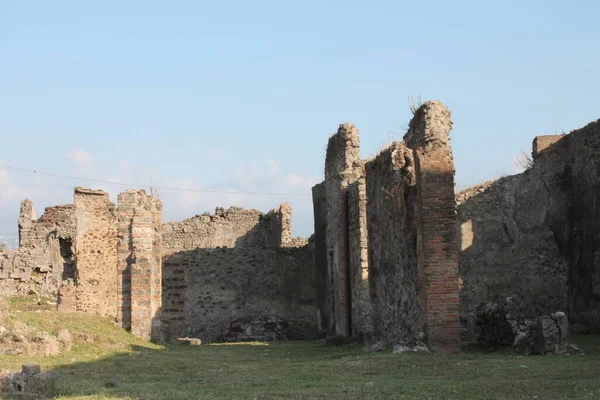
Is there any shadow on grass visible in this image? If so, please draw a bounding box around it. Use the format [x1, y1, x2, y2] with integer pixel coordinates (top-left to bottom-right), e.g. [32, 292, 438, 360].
[32, 335, 600, 400]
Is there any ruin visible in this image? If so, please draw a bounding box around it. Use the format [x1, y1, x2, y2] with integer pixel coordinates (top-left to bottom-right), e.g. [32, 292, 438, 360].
[0, 188, 316, 343]
[0, 100, 598, 349]
[313, 101, 460, 347]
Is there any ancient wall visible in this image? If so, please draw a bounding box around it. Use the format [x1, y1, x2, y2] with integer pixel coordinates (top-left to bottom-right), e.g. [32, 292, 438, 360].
[58, 188, 118, 318]
[324, 123, 363, 336]
[458, 119, 600, 338]
[364, 144, 419, 345]
[311, 182, 330, 335]
[161, 204, 316, 342]
[117, 189, 163, 341]
[313, 100, 459, 347]
[0, 200, 76, 298]
[347, 176, 371, 338]
[404, 101, 460, 345]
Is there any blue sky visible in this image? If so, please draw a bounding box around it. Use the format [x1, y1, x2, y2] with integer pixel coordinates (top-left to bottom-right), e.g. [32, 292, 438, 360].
[1, 0, 599, 241]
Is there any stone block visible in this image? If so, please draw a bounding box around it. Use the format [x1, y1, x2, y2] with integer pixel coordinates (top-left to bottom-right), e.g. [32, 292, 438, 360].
[22, 363, 41, 375]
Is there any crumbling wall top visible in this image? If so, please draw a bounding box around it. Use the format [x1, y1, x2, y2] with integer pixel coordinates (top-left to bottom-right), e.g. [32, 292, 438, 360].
[74, 187, 109, 197]
[403, 100, 453, 153]
[325, 123, 362, 180]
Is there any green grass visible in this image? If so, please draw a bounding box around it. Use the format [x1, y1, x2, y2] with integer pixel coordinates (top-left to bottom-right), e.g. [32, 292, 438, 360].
[1, 296, 600, 399]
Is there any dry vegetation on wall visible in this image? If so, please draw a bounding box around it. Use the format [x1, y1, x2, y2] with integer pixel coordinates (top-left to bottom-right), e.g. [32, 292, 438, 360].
[0, 296, 600, 400]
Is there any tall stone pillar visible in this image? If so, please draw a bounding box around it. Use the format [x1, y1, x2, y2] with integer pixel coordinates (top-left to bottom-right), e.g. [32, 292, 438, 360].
[324, 123, 362, 336]
[404, 101, 460, 345]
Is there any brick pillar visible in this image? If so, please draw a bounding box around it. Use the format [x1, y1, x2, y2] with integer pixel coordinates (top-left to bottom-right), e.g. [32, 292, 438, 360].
[130, 210, 155, 340]
[116, 199, 134, 330]
[117, 189, 163, 341]
[404, 101, 460, 345]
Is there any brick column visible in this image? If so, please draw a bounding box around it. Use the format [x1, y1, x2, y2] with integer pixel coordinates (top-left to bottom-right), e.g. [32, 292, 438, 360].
[117, 189, 163, 341]
[405, 101, 460, 345]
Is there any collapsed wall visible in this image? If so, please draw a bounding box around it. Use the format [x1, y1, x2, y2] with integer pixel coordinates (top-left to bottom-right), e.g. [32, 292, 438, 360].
[161, 204, 317, 343]
[0, 201, 76, 297]
[458, 119, 600, 339]
[313, 100, 460, 346]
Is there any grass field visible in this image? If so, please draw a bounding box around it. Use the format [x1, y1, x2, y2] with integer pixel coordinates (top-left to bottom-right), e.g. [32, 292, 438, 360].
[1, 296, 599, 400]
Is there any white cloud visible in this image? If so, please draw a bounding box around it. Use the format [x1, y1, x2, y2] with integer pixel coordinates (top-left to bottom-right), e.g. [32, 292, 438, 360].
[66, 148, 93, 169]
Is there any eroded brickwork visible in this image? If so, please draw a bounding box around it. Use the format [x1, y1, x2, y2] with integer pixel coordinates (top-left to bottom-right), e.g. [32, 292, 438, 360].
[58, 188, 119, 318]
[314, 100, 459, 346]
[117, 190, 163, 341]
[404, 101, 460, 345]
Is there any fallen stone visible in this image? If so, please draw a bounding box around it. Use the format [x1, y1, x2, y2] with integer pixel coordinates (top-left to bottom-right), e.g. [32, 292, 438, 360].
[392, 342, 430, 353]
[22, 363, 41, 375]
[1, 369, 56, 399]
[72, 332, 95, 344]
[362, 341, 386, 353]
[476, 302, 571, 355]
[27, 333, 60, 356]
[176, 337, 201, 346]
[56, 328, 72, 352]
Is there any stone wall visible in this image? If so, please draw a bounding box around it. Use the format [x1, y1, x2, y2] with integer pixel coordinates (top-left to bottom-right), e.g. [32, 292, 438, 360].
[0, 200, 76, 298]
[458, 119, 600, 339]
[117, 189, 163, 341]
[348, 176, 371, 338]
[404, 101, 460, 345]
[365, 143, 419, 345]
[58, 188, 118, 318]
[311, 182, 330, 335]
[161, 204, 316, 342]
[324, 123, 363, 336]
[313, 100, 460, 347]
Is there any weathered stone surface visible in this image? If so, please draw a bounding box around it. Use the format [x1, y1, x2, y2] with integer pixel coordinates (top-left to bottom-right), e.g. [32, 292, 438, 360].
[392, 342, 429, 353]
[324, 123, 363, 337]
[176, 337, 201, 346]
[21, 364, 41, 375]
[26, 332, 60, 356]
[0, 370, 56, 399]
[0, 200, 76, 298]
[221, 315, 288, 342]
[458, 119, 600, 340]
[475, 302, 570, 355]
[161, 204, 316, 343]
[316, 100, 459, 348]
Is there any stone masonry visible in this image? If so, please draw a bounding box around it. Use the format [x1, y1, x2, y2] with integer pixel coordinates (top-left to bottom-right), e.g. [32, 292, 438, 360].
[324, 123, 363, 337]
[161, 204, 316, 343]
[117, 190, 163, 341]
[2, 102, 599, 349]
[458, 119, 600, 339]
[313, 100, 460, 347]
